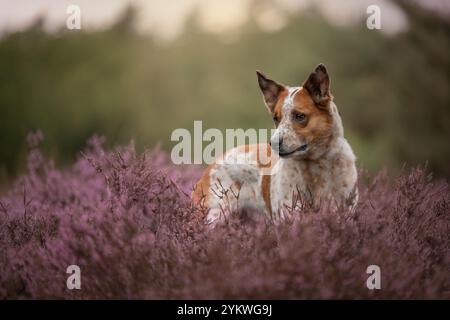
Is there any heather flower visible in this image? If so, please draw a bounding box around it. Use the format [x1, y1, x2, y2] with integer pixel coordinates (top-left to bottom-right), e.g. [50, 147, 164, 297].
[0, 135, 448, 299]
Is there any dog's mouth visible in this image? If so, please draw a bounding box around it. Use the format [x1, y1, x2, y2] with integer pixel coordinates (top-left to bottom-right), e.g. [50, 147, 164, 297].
[278, 144, 308, 158]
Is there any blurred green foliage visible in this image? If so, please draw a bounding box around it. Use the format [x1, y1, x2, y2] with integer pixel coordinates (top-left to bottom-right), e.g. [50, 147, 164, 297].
[0, 2, 449, 183]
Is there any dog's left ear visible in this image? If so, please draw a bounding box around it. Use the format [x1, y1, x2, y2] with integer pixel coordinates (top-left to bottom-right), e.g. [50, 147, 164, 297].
[303, 63, 332, 107]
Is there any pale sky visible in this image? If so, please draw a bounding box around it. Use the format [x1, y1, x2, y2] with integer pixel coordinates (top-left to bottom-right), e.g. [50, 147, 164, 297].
[0, 0, 448, 40]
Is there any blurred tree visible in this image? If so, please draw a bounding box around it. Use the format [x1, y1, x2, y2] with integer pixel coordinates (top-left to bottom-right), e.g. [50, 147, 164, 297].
[110, 5, 138, 34]
[0, 1, 448, 183]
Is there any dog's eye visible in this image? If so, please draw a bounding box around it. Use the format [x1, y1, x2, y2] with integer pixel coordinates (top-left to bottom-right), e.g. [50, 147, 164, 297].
[293, 112, 306, 122]
[273, 115, 279, 124]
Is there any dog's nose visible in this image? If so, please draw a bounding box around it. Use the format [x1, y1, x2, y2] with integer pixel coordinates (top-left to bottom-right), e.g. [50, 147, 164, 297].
[270, 137, 283, 152]
[278, 137, 283, 150]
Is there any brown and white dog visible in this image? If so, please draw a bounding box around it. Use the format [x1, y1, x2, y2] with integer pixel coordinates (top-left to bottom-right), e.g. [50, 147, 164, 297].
[192, 64, 357, 225]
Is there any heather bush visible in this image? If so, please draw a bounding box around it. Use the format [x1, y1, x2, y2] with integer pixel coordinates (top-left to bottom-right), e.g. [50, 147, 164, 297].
[0, 132, 448, 299]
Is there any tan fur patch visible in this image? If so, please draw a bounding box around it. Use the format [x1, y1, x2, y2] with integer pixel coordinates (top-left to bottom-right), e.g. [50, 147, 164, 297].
[273, 89, 288, 125]
[261, 174, 271, 215]
[192, 164, 214, 208]
[292, 89, 334, 147]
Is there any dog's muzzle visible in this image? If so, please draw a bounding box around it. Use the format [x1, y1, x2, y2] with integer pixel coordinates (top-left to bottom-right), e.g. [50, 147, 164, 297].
[277, 143, 309, 157]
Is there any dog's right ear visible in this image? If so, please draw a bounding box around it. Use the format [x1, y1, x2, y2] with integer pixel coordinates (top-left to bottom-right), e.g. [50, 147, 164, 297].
[256, 71, 284, 113]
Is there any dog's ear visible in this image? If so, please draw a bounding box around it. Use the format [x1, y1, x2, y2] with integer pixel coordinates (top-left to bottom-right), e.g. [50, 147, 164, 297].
[303, 63, 332, 107]
[256, 71, 284, 113]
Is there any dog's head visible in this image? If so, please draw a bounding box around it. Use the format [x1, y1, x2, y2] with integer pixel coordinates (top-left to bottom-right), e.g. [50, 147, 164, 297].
[257, 63, 342, 160]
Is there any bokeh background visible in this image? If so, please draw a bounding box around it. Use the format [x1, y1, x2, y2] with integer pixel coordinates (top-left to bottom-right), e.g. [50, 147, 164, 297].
[0, 0, 449, 185]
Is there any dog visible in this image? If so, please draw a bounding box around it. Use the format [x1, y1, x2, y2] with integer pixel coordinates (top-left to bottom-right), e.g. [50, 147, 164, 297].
[192, 64, 357, 225]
